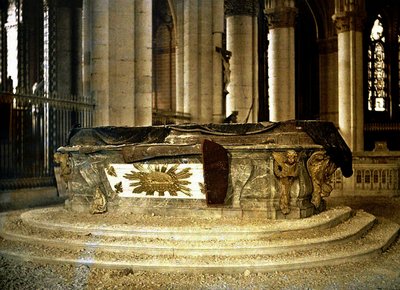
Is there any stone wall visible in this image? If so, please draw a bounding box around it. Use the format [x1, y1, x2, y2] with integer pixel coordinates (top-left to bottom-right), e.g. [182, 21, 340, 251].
[332, 150, 400, 197]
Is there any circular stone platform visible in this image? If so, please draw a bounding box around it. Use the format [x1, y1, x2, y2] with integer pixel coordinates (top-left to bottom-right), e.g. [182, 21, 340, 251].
[0, 205, 398, 273]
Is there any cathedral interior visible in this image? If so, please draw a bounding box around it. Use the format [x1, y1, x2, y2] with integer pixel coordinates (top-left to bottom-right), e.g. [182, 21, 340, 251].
[0, 0, 400, 288]
[0, 0, 399, 192]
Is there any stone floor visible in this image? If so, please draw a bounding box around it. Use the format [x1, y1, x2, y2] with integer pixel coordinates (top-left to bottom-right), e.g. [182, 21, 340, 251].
[0, 195, 399, 289]
[0, 186, 65, 212]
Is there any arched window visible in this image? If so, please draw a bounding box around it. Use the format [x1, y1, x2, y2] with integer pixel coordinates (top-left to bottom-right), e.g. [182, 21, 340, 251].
[364, 2, 400, 150]
[367, 15, 387, 112]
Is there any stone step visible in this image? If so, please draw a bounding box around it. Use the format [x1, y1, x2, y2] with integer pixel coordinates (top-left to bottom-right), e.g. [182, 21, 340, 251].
[17, 206, 353, 241]
[0, 217, 398, 273]
[0, 210, 376, 257]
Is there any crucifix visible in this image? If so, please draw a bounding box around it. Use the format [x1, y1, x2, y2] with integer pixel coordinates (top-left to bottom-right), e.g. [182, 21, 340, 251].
[216, 46, 232, 94]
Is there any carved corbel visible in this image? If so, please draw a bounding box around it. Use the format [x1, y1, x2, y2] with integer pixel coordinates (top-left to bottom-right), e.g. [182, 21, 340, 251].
[307, 151, 338, 210]
[272, 150, 300, 214]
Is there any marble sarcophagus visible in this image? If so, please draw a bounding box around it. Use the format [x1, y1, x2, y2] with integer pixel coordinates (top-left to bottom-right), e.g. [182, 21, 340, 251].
[55, 120, 352, 219]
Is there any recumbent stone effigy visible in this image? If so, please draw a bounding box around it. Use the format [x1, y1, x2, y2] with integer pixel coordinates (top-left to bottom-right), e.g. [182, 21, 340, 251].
[55, 120, 352, 219]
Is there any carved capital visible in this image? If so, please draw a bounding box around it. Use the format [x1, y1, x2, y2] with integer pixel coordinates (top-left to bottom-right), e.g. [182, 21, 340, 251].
[225, 0, 259, 17]
[332, 11, 365, 33]
[265, 7, 297, 29]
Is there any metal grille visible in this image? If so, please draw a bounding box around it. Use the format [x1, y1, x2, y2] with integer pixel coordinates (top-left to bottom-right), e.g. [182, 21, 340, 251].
[0, 92, 93, 189]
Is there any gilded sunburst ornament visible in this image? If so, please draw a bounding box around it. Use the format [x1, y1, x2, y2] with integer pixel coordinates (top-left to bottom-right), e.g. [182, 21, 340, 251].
[123, 164, 192, 196]
[114, 181, 123, 193]
[106, 165, 117, 177]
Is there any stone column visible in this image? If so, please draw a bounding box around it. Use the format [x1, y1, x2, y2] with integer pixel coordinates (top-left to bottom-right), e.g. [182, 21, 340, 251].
[318, 37, 338, 125]
[82, 0, 91, 99]
[174, 0, 219, 123]
[332, 0, 365, 152]
[183, 0, 199, 122]
[90, 0, 152, 126]
[57, 2, 82, 98]
[71, 2, 82, 97]
[265, 0, 297, 122]
[91, 0, 110, 125]
[175, 0, 184, 118]
[212, 0, 225, 123]
[108, 0, 135, 126]
[134, 0, 153, 126]
[198, 1, 213, 123]
[226, 0, 259, 123]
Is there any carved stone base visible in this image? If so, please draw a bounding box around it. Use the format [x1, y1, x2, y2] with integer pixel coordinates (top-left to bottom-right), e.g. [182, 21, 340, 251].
[57, 121, 352, 219]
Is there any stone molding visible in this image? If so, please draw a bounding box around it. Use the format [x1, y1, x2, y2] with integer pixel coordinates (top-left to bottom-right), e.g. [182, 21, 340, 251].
[225, 0, 259, 17]
[265, 6, 297, 29]
[318, 37, 338, 54]
[332, 11, 365, 33]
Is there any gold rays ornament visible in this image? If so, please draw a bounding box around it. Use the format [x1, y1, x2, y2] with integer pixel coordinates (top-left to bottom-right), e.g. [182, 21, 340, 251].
[123, 164, 192, 196]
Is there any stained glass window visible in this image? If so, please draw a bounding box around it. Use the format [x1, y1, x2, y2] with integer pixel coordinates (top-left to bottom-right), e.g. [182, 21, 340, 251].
[367, 15, 387, 112]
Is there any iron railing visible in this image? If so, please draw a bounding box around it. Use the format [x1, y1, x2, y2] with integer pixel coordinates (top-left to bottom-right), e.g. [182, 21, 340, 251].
[0, 92, 94, 189]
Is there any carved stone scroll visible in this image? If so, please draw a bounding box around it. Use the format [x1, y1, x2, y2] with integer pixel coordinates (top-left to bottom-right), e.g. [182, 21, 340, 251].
[307, 151, 338, 210]
[53, 152, 72, 197]
[54, 152, 72, 180]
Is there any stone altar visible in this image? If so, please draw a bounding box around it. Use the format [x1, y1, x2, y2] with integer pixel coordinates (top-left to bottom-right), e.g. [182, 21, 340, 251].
[55, 120, 352, 219]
